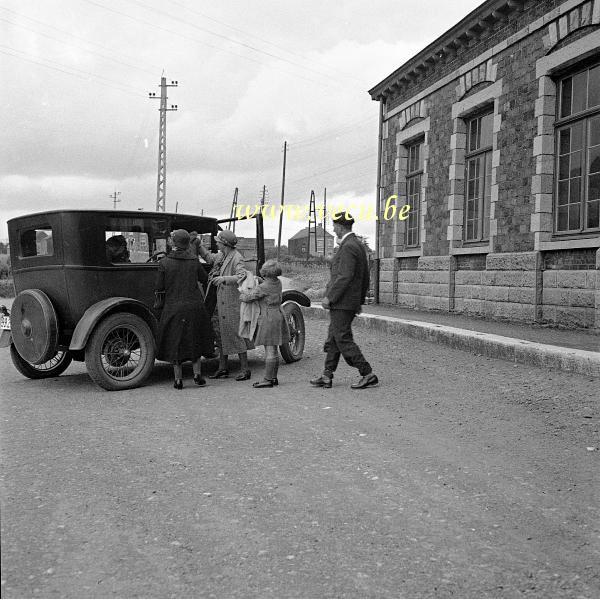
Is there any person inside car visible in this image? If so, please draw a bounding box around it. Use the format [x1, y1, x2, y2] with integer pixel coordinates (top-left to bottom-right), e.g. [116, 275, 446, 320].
[105, 235, 131, 264]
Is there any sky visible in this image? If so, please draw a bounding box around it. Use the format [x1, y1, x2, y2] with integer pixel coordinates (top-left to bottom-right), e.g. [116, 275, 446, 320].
[0, 0, 482, 246]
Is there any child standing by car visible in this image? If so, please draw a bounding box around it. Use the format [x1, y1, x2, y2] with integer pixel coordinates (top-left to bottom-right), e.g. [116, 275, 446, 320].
[239, 259, 289, 388]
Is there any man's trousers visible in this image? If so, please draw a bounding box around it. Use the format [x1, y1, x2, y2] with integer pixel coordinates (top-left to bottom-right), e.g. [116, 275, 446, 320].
[323, 308, 372, 377]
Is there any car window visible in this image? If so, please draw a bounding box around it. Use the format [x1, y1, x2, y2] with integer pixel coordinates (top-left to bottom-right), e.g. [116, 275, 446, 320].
[19, 225, 54, 258]
[105, 217, 169, 264]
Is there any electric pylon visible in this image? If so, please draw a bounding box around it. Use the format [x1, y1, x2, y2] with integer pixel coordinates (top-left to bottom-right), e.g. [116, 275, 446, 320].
[306, 190, 318, 262]
[148, 76, 178, 212]
[228, 188, 239, 232]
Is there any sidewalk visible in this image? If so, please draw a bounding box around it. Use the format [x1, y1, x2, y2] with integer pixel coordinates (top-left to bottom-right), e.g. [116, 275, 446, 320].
[302, 303, 600, 378]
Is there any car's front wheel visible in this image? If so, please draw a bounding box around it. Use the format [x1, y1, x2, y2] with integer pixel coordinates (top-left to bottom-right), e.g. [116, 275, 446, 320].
[85, 312, 155, 391]
[10, 344, 72, 379]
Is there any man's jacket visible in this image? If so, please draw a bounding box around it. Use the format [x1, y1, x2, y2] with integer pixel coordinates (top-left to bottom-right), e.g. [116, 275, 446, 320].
[325, 233, 370, 311]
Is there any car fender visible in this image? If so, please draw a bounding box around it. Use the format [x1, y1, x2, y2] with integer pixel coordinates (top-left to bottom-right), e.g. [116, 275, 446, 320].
[281, 289, 311, 308]
[69, 297, 158, 351]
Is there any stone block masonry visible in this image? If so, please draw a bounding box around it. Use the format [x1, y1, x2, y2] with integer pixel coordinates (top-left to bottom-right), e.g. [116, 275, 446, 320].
[381, 250, 600, 329]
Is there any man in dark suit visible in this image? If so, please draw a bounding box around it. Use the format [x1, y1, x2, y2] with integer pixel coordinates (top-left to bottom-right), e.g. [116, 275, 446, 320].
[310, 213, 378, 390]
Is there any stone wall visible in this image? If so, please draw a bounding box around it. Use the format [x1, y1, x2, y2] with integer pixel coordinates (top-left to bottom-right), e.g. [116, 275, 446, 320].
[543, 268, 598, 328]
[378, 258, 395, 304]
[396, 257, 452, 311]
[381, 249, 600, 329]
[455, 252, 539, 322]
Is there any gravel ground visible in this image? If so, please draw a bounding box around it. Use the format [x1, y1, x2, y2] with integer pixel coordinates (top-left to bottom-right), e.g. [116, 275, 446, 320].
[0, 318, 598, 598]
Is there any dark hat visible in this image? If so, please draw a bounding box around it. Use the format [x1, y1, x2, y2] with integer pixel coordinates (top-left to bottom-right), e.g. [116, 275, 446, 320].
[216, 229, 238, 247]
[171, 229, 190, 249]
[332, 212, 355, 226]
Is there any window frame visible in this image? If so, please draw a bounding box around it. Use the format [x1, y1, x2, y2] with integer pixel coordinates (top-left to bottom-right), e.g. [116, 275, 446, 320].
[463, 109, 493, 243]
[404, 138, 423, 248]
[554, 62, 600, 236]
[18, 224, 54, 259]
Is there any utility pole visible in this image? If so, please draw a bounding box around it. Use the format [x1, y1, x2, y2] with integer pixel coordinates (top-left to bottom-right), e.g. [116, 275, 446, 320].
[276, 141, 287, 261]
[322, 187, 327, 256]
[148, 76, 178, 212]
[109, 189, 121, 209]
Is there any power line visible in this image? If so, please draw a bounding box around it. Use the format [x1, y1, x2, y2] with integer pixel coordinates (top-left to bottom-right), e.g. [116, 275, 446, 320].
[287, 153, 376, 185]
[0, 14, 157, 76]
[0, 46, 146, 97]
[168, 0, 365, 84]
[0, 6, 159, 72]
[81, 0, 351, 91]
[123, 0, 362, 87]
[289, 116, 377, 150]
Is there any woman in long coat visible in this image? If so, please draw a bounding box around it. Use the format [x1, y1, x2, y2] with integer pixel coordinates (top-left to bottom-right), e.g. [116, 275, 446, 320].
[198, 229, 254, 381]
[155, 229, 213, 389]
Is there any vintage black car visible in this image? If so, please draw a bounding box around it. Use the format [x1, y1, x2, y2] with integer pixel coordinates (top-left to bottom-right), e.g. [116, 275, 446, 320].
[0, 210, 309, 390]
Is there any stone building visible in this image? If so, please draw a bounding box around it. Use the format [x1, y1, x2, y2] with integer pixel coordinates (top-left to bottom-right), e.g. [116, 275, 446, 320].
[369, 0, 600, 328]
[288, 225, 335, 258]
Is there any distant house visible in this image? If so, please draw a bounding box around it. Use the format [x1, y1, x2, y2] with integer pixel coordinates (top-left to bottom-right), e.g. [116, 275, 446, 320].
[236, 237, 275, 257]
[288, 225, 334, 258]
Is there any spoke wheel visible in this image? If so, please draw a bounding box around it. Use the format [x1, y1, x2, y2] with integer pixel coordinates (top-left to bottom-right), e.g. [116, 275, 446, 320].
[85, 313, 155, 391]
[279, 302, 305, 363]
[10, 344, 72, 379]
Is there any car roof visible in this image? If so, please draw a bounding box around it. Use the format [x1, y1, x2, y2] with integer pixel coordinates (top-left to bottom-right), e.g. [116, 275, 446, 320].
[7, 209, 219, 225]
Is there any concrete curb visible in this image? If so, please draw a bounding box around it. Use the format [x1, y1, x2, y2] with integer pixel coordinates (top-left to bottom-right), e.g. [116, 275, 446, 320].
[302, 306, 600, 378]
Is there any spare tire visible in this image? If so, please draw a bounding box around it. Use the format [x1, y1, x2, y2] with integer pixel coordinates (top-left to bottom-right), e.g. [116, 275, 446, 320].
[11, 289, 59, 364]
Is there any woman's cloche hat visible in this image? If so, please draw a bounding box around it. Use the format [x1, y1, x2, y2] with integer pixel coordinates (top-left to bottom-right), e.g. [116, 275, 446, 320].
[216, 229, 238, 248]
[171, 229, 191, 249]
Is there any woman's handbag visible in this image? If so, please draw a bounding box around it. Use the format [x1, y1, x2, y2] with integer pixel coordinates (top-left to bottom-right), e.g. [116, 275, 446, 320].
[153, 291, 165, 310]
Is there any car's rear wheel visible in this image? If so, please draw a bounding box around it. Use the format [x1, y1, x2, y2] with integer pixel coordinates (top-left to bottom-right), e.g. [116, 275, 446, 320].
[10, 344, 72, 379]
[85, 312, 155, 391]
[279, 302, 305, 363]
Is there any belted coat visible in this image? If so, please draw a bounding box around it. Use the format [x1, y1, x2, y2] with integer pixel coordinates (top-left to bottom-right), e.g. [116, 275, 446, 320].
[154, 250, 213, 362]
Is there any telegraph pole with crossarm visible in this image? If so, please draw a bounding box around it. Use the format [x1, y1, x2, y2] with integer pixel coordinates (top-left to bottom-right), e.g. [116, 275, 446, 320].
[148, 76, 178, 212]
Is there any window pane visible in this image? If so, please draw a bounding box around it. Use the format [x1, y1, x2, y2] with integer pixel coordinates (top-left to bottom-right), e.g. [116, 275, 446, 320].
[572, 70, 587, 114]
[589, 173, 600, 200]
[105, 230, 151, 263]
[557, 206, 568, 230]
[587, 200, 600, 229]
[558, 180, 570, 205]
[559, 155, 570, 180]
[479, 112, 493, 148]
[590, 116, 600, 147]
[483, 153, 492, 239]
[588, 65, 600, 109]
[568, 203, 580, 230]
[589, 146, 600, 174]
[571, 121, 584, 150]
[466, 221, 474, 240]
[570, 150, 582, 178]
[20, 226, 54, 257]
[468, 118, 479, 152]
[570, 177, 581, 205]
[560, 77, 572, 118]
[559, 128, 571, 155]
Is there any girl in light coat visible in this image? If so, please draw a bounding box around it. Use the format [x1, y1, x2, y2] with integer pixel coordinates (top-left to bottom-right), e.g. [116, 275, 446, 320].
[239, 259, 289, 388]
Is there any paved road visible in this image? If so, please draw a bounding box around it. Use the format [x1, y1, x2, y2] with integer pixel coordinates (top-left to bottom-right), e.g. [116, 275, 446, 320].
[1, 319, 599, 598]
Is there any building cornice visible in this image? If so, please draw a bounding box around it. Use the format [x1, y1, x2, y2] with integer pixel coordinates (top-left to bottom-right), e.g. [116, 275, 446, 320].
[368, 0, 525, 100]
